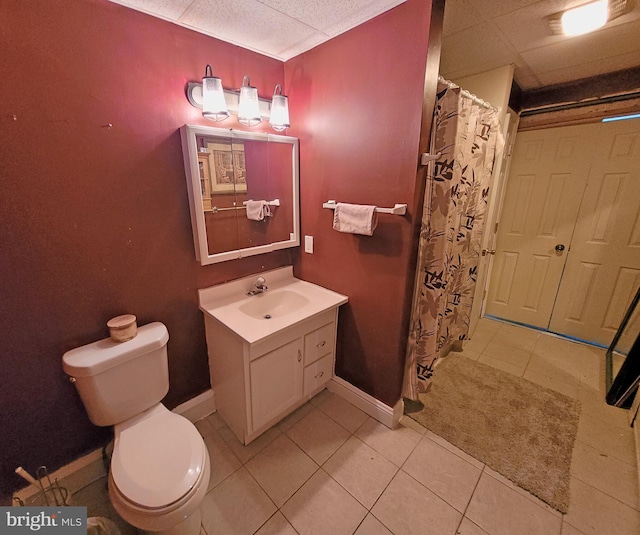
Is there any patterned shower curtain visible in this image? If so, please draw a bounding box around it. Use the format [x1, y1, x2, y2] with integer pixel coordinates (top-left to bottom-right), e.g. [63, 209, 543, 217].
[403, 81, 503, 400]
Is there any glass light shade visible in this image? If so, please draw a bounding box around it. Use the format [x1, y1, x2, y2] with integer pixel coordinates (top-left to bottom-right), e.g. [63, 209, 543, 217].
[270, 94, 290, 132]
[561, 0, 608, 36]
[238, 76, 262, 127]
[202, 66, 229, 122]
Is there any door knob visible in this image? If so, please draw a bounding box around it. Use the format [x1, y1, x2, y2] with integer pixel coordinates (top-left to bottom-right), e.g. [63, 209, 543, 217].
[482, 249, 496, 256]
[555, 244, 565, 252]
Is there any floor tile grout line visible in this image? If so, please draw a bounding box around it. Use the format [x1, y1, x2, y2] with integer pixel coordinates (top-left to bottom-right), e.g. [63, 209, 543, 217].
[349, 424, 426, 534]
[569, 471, 640, 513]
[455, 464, 488, 535]
[573, 435, 639, 468]
[242, 394, 372, 534]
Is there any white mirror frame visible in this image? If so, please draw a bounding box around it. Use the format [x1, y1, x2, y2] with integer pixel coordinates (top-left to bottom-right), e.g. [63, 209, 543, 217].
[180, 124, 300, 265]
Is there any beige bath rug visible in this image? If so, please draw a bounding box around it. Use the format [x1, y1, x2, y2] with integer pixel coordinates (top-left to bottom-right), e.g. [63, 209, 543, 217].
[406, 354, 580, 513]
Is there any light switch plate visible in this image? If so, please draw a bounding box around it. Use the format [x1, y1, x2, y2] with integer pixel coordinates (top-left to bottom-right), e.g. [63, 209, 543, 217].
[304, 235, 314, 254]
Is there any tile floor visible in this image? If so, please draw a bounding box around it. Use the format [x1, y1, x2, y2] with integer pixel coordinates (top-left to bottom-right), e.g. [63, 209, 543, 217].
[75, 318, 639, 534]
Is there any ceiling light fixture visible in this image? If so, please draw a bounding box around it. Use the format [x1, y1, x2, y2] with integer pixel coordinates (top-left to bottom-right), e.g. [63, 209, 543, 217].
[237, 75, 262, 127]
[561, 0, 608, 36]
[269, 85, 290, 132]
[548, 0, 627, 36]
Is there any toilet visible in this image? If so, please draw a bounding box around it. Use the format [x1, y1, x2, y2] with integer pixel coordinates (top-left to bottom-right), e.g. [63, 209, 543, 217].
[62, 322, 210, 535]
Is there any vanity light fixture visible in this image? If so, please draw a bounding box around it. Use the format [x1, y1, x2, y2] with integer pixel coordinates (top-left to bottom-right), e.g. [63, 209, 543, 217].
[187, 69, 289, 131]
[269, 84, 290, 132]
[549, 0, 627, 36]
[237, 75, 262, 127]
[201, 65, 229, 122]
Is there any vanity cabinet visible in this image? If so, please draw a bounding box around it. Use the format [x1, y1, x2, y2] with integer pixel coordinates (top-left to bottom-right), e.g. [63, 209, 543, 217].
[204, 309, 339, 445]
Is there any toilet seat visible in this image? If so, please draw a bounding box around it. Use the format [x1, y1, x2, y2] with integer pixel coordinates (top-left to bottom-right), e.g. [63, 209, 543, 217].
[111, 404, 207, 510]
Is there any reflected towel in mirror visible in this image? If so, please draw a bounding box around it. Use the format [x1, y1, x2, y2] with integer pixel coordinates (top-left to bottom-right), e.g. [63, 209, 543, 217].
[246, 200, 272, 221]
[332, 203, 378, 236]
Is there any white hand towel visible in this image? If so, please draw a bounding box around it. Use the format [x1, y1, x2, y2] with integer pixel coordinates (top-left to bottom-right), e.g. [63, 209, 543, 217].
[246, 200, 271, 221]
[332, 203, 378, 236]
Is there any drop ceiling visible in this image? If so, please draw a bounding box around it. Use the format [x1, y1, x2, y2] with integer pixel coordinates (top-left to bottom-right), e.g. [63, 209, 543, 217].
[109, 0, 640, 91]
[107, 0, 406, 62]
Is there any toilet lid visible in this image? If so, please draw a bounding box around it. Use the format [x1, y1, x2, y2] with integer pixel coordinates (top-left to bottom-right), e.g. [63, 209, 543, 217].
[111, 407, 205, 509]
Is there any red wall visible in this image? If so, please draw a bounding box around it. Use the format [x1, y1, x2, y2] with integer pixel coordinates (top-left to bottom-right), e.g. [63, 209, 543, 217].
[0, 0, 290, 497]
[286, 0, 433, 406]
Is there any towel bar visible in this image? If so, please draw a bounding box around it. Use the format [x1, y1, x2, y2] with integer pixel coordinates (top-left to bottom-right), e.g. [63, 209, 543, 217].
[210, 199, 280, 213]
[322, 200, 407, 216]
[243, 199, 280, 207]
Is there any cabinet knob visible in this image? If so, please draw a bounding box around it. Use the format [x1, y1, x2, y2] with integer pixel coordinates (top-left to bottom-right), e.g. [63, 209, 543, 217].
[315, 371, 324, 379]
[297, 349, 302, 362]
[316, 340, 326, 348]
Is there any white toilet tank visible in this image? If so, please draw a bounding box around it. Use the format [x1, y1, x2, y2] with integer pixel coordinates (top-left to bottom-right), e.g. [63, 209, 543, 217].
[62, 322, 170, 426]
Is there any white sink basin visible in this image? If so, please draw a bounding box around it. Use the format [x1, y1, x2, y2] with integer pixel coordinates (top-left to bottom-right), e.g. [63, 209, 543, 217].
[238, 289, 310, 319]
[198, 266, 348, 343]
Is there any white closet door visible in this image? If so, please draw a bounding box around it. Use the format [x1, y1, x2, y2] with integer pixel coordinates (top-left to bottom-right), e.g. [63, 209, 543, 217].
[485, 124, 599, 328]
[549, 119, 640, 346]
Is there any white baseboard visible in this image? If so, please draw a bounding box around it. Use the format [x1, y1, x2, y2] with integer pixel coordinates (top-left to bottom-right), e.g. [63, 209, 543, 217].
[173, 389, 216, 422]
[327, 377, 403, 429]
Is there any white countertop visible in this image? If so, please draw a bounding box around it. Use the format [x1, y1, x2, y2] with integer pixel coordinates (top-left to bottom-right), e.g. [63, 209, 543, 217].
[198, 266, 348, 344]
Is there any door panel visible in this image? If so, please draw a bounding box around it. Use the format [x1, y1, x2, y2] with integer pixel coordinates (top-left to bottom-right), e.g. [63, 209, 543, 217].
[470, 109, 520, 335]
[485, 125, 599, 327]
[549, 120, 640, 345]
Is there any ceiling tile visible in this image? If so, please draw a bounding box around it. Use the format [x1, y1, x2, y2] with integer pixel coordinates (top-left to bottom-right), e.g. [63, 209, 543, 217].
[535, 50, 640, 86]
[443, 0, 486, 35]
[109, 0, 193, 20]
[258, 0, 404, 35]
[492, 0, 569, 53]
[467, 0, 557, 19]
[318, 0, 406, 36]
[513, 70, 541, 90]
[275, 31, 328, 59]
[520, 18, 640, 74]
[180, 0, 317, 59]
[440, 22, 517, 77]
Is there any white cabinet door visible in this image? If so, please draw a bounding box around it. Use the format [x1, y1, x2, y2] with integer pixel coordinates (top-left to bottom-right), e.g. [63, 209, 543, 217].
[249, 337, 303, 432]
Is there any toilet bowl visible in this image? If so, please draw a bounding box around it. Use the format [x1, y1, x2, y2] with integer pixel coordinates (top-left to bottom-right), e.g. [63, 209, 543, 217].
[108, 404, 210, 535]
[62, 322, 210, 535]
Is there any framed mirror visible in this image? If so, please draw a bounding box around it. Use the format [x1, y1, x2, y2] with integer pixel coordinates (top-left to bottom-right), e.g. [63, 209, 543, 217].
[180, 125, 300, 264]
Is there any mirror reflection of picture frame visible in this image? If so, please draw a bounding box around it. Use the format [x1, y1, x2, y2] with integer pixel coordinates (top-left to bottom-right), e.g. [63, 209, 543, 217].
[207, 142, 247, 193]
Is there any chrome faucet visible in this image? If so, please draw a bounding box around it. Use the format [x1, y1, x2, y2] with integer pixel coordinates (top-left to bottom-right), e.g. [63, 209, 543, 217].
[247, 276, 268, 296]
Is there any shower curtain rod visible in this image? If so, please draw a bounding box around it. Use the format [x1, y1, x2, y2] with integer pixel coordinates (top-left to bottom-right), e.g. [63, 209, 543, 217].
[438, 76, 498, 112]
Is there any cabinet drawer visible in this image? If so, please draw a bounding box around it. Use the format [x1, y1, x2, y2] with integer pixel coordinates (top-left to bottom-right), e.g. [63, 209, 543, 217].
[303, 353, 333, 396]
[304, 322, 334, 365]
